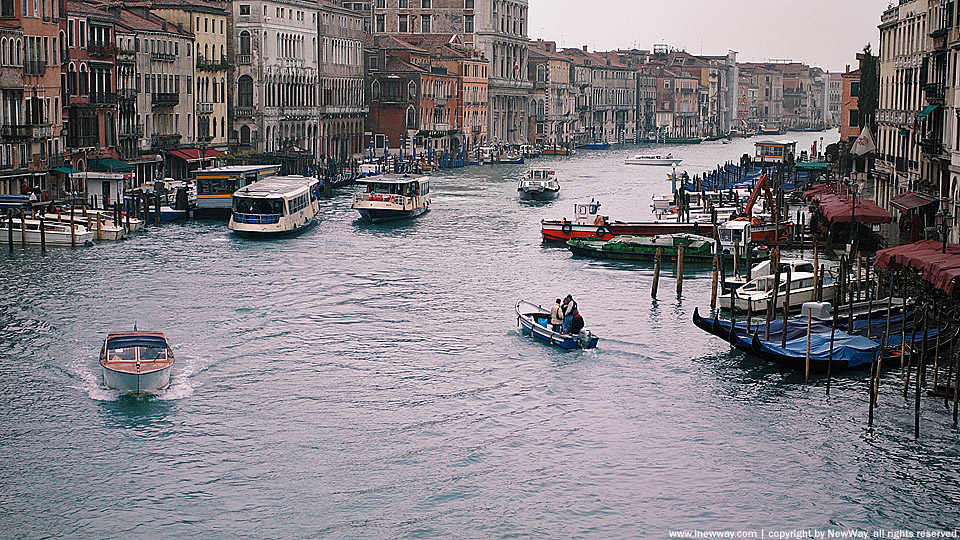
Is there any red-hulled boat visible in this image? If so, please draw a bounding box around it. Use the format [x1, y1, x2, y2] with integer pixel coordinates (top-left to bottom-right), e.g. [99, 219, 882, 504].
[540, 200, 715, 243]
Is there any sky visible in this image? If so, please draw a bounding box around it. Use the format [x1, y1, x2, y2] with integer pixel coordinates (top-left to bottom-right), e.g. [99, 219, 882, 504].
[527, 0, 892, 73]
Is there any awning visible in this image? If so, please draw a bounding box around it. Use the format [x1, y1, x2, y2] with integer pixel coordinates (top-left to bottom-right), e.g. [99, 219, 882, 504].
[876, 240, 960, 295]
[51, 166, 81, 174]
[918, 105, 940, 119]
[815, 192, 892, 224]
[890, 191, 937, 212]
[168, 148, 224, 162]
[89, 158, 133, 172]
[795, 162, 831, 170]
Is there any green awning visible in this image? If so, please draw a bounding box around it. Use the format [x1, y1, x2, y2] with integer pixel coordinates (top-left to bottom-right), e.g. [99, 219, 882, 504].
[89, 158, 133, 172]
[918, 105, 940, 119]
[899, 129, 910, 137]
[51, 166, 81, 174]
[795, 162, 831, 169]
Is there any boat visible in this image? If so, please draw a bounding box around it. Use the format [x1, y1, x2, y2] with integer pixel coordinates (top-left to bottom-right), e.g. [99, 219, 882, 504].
[353, 174, 431, 223]
[567, 233, 717, 263]
[499, 153, 524, 164]
[625, 154, 682, 166]
[520, 144, 541, 158]
[516, 300, 598, 350]
[540, 144, 573, 156]
[194, 164, 282, 218]
[718, 270, 836, 312]
[663, 137, 702, 144]
[2, 217, 93, 246]
[577, 141, 610, 150]
[478, 146, 497, 164]
[100, 331, 176, 393]
[60, 209, 129, 240]
[358, 163, 381, 177]
[229, 175, 320, 236]
[540, 200, 715, 243]
[518, 168, 560, 201]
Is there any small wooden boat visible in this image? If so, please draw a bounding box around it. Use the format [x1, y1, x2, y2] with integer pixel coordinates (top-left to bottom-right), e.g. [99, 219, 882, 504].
[100, 331, 176, 393]
[567, 233, 717, 263]
[540, 144, 573, 156]
[516, 300, 598, 350]
[625, 154, 682, 166]
[499, 153, 524, 164]
[518, 168, 560, 201]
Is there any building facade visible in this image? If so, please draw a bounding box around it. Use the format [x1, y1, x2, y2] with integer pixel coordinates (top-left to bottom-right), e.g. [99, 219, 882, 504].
[317, 1, 365, 164]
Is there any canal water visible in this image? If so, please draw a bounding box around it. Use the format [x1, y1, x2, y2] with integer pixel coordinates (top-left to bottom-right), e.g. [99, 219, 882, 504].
[2, 132, 959, 538]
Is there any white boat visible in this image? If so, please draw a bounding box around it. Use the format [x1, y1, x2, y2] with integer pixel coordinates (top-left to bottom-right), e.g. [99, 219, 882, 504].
[100, 331, 175, 394]
[353, 174, 431, 223]
[62, 210, 129, 240]
[228, 175, 320, 236]
[719, 271, 837, 312]
[478, 146, 497, 165]
[518, 168, 560, 200]
[2, 217, 93, 246]
[625, 154, 682, 166]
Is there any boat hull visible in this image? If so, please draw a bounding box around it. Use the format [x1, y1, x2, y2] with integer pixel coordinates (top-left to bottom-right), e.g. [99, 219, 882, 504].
[230, 217, 317, 237]
[519, 187, 559, 201]
[102, 364, 172, 394]
[625, 159, 683, 166]
[568, 241, 716, 263]
[541, 220, 713, 243]
[4, 219, 93, 246]
[357, 206, 429, 223]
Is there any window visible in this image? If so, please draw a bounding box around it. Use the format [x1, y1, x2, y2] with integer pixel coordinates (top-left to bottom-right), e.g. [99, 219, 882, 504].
[369, 55, 378, 70]
[464, 14, 473, 33]
[465, 0, 473, 7]
[421, 0, 430, 6]
[78, 21, 85, 47]
[399, 0, 407, 7]
[372, 79, 380, 99]
[851, 81, 860, 97]
[239, 4, 249, 15]
[408, 80, 417, 100]
[239, 31, 250, 55]
[849, 109, 859, 128]
[398, 14, 408, 33]
[420, 14, 430, 33]
[238, 75, 253, 107]
[375, 14, 385, 33]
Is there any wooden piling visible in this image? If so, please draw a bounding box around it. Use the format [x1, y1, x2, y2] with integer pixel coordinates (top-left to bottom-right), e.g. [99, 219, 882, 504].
[746, 302, 753, 334]
[155, 192, 161, 224]
[805, 313, 812, 383]
[39, 213, 45, 251]
[781, 267, 792, 349]
[19, 212, 25, 247]
[733, 241, 740, 277]
[745, 242, 752, 279]
[70, 209, 75, 248]
[711, 255, 719, 309]
[766, 271, 780, 341]
[826, 295, 838, 395]
[676, 245, 685, 295]
[915, 306, 928, 439]
[651, 247, 661, 298]
[856, 252, 863, 302]
[96, 214, 102, 241]
[8, 211, 14, 251]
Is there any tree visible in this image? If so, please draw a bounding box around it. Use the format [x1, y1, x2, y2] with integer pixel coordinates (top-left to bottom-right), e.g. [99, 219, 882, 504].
[858, 44, 879, 132]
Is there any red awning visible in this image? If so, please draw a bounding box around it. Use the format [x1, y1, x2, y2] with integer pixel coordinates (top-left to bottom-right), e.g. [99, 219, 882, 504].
[168, 148, 224, 162]
[815, 192, 891, 224]
[875, 240, 960, 295]
[802, 183, 850, 201]
[889, 191, 936, 212]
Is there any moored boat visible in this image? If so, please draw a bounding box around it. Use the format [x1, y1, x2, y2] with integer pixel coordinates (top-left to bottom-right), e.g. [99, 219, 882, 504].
[60, 209, 129, 240]
[540, 144, 573, 156]
[540, 200, 715, 243]
[499, 153, 524, 164]
[229, 175, 320, 236]
[3, 217, 93, 246]
[718, 271, 836, 312]
[353, 174, 431, 223]
[577, 141, 610, 150]
[663, 137, 702, 144]
[100, 331, 176, 394]
[518, 168, 560, 201]
[516, 300, 598, 350]
[567, 233, 717, 263]
[625, 154, 682, 166]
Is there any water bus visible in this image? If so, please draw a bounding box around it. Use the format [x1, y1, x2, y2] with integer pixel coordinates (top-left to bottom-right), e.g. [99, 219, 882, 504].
[353, 174, 431, 223]
[228, 175, 320, 236]
[194, 164, 281, 218]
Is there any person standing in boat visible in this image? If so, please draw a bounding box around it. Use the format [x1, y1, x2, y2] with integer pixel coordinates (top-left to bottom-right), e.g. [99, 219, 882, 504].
[562, 295, 579, 334]
[550, 299, 563, 332]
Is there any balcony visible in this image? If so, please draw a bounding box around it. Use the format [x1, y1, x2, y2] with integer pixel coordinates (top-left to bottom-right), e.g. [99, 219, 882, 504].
[31, 125, 53, 138]
[71, 135, 98, 148]
[119, 88, 137, 101]
[921, 137, 944, 156]
[471, 125, 482, 133]
[24, 61, 45, 77]
[90, 92, 118, 105]
[116, 50, 136, 65]
[151, 133, 181, 150]
[234, 106, 253, 118]
[197, 56, 229, 71]
[679, 87, 694, 94]
[88, 42, 118, 58]
[150, 52, 176, 63]
[236, 54, 252, 65]
[152, 92, 179, 107]
[119, 123, 143, 139]
[1, 124, 31, 140]
[197, 102, 215, 115]
[47, 154, 66, 168]
[924, 82, 945, 104]
[434, 97, 447, 107]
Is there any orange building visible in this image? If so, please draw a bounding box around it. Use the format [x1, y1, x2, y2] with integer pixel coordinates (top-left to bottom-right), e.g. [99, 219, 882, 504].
[840, 66, 861, 141]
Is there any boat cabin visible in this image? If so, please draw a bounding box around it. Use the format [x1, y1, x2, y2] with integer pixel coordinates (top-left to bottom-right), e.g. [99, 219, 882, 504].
[754, 140, 797, 164]
[231, 175, 318, 225]
[359, 175, 429, 198]
[101, 332, 172, 368]
[526, 168, 555, 180]
[571, 200, 603, 224]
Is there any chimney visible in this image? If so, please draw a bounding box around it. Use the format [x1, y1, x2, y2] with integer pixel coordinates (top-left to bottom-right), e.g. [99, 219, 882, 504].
[582, 45, 588, 52]
[845, 64, 850, 73]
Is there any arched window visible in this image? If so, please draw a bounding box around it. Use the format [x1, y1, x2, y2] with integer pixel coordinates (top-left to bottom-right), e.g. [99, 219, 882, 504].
[536, 64, 546, 82]
[239, 31, 250, 56]
[78, 63, 88, 95]
[407, 80, 416, 101]
[238, 75, 253, 107]
[0, 38, 6, 65]
[203, 43, 208, 60]
[67, 62, 76, 95]
[406, 106, 417, 129]
[240, 124, 250, 145]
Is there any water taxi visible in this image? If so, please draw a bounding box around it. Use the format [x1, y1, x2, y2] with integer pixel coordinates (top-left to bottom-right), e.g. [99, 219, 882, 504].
[100, 331, 175, 394]
[4, 217, 93, 246]
[625, 154, 682, 166]
[353, 174, 430, 223]
[228, 175, 320, 236]
[478, 147, 497, 165]
[518, 168, 560, 201]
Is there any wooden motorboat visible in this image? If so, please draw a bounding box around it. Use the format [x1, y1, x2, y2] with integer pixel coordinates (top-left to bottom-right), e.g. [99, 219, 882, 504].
[2, 217, 93, 246]
[516, 300, 598, 350]
[100, 331, 175, 394]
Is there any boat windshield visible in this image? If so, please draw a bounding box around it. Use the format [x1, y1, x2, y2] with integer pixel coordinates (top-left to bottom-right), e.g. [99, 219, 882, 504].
[106, 346, 168, 362]
[233, 196, 284, 215]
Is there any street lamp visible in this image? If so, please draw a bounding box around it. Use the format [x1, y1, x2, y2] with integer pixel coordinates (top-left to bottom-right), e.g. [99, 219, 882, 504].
[938, 198, 954, 254]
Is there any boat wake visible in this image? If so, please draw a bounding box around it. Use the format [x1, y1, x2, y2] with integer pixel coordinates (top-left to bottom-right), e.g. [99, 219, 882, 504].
[69, 350, 206, 402]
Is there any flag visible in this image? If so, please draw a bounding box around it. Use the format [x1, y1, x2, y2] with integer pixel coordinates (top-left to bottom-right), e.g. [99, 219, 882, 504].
[851, 125, 876, 156]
